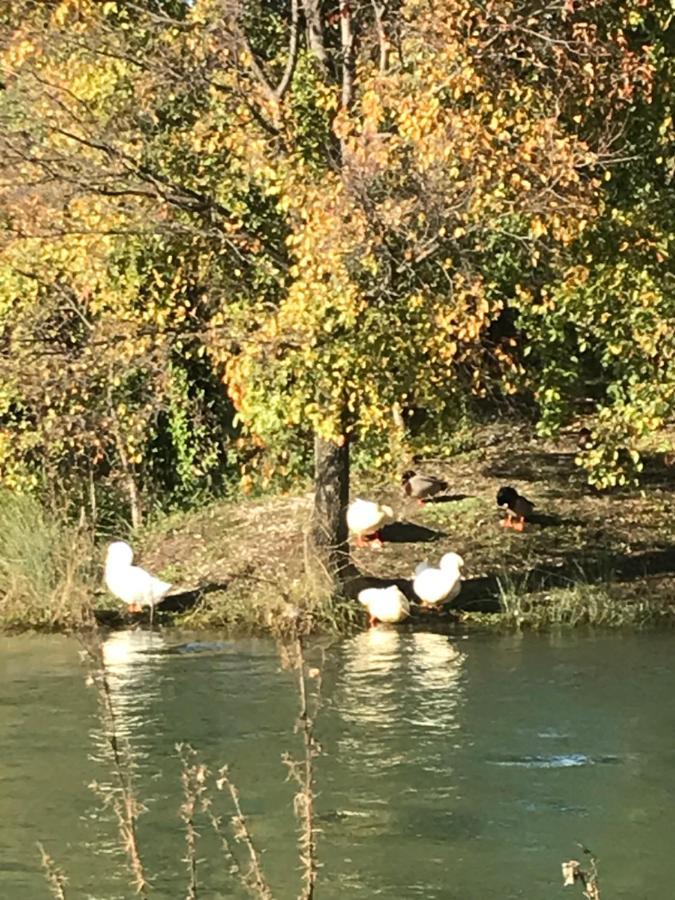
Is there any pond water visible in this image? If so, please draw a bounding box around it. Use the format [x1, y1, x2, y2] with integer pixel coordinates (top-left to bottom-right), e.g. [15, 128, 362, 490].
[1, 627, 674, 899]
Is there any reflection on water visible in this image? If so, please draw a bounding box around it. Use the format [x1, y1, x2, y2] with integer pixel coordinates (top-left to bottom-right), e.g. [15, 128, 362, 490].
[2, 629, 675, 898]
[95, 628, 169, 752]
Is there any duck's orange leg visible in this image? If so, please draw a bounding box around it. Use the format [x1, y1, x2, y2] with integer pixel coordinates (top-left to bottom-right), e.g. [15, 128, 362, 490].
[368, 614, 379, 627]
[512, 517, 525, 532]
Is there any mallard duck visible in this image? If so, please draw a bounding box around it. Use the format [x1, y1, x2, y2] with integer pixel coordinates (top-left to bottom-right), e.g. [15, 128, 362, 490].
[401, 470, 448, 504]
[412, 552, 464, 608]
[346, 499, 394, 549]
[358, 585, 410, 626]
[104, 541, 172, 620]
[496, 486, 534, 532]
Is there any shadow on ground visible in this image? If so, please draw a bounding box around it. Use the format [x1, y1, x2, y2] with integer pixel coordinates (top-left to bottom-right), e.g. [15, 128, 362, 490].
[379, 521, 445, 543]
[422, 493, 473, 504]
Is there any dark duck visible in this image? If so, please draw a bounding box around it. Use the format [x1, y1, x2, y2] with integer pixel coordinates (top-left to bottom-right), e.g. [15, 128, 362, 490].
[496, 486, 534, 532]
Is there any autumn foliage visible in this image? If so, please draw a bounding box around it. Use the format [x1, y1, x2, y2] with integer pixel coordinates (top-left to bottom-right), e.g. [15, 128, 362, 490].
[0, 0, 672, 531]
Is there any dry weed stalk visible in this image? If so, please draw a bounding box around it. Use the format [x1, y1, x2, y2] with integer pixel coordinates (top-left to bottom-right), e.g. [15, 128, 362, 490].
[80, 629, 149, 898]
[213, 765, 275, 899]
[280, 636, 322, 900]
[178, 744, 208, 900]
[38, 843, 68, 900]
[200, 773, 269, 898]
[216, 766, 274, 900]
[562, 846, 601, 900]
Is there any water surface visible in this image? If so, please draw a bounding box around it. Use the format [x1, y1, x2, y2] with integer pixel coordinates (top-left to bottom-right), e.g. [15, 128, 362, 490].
[1, 628, 674, 898]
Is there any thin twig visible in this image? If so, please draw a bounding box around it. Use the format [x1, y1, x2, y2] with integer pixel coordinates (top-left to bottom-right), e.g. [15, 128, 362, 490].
[178, 744, 206, 900]
[38, 844, 68, 900]
[215, 766, 274, 900]
[281, 636, 322, 900]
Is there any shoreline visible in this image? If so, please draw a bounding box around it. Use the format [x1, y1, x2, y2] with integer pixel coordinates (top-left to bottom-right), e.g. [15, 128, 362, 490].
[3, 426, 675, 635]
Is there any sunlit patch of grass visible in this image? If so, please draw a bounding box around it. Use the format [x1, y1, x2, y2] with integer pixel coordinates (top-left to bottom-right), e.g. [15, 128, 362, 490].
[0, 491, 97, 630]
[491, 567, 673, 630]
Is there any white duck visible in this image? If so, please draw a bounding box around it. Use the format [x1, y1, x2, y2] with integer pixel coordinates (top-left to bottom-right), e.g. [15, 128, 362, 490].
[358, 585, 410, 626]
[104, 541, 172, 620]
[412, 552, 464, 608]
[346, 498, 394, 549]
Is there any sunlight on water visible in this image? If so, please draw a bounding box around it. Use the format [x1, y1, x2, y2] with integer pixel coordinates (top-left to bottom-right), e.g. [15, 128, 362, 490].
[2, 629, 675, 898]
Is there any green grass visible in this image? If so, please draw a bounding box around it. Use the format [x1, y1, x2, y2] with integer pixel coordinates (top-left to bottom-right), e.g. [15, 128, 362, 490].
[0, 491, 97, 630]
[172, 582, 363, 636]
[491, 569, 673, 630]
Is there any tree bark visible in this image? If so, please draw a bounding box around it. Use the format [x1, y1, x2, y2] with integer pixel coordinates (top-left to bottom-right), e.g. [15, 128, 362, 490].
[311, 433, 350, 589]
[301, 0, 329, 72]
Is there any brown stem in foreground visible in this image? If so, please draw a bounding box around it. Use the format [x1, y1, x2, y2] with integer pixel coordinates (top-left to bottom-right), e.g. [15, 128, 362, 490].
[215, 767, 274, 900]
[178, 744, 206, 900]
[38, 844, 68, 900]
[281, 636, 322, 900]
[562, 847, 601, 900]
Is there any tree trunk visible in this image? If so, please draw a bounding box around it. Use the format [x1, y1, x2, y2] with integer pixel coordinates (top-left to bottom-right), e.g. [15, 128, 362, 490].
[311, 433, 350, 589]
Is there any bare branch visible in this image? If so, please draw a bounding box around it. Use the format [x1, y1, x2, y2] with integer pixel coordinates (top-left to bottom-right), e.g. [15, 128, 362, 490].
[340, 0, 355, 109]
[301, 0, 329, 72]
[371, 0, 389, 72]
[275, 0, 301, 101]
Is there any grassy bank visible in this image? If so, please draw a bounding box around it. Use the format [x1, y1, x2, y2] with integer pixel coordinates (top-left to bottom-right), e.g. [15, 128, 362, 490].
[0, 491, 97, 630]
[2, 424, 675, 634]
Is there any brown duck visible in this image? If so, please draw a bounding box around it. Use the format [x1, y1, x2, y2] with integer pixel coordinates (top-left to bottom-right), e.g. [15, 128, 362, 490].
[401, 470, 448, 504]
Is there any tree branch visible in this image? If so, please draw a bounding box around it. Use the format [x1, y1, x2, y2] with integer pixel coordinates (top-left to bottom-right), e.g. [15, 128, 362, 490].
[340, 0, 355, 109]
[275, 0, 301, 100]
[301, 0, 329, 72]
[371, 0, 389, 72]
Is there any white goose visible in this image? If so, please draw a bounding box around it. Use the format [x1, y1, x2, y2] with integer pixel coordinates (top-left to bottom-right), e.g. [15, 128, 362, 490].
[358, 585, 410, 626]
[413, 552, 464, 608]
[346, 498, 394, 549]
[104, 541, 172, 620]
